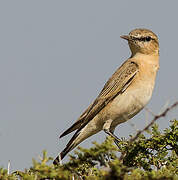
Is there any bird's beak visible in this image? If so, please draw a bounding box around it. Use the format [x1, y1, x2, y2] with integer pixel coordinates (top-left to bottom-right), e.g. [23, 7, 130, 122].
[120, 35, 130, 41]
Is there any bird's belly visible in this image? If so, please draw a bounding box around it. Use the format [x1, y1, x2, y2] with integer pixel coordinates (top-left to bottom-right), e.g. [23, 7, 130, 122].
[103, 82, 154, 125]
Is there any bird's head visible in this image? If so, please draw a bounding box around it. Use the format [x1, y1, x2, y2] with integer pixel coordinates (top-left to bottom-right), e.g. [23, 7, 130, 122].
[121, 28, 159, 56]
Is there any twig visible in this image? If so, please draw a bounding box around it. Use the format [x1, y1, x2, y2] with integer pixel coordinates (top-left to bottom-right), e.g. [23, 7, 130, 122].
[59, 154, 62, 165]
[7, 160, 10, 175]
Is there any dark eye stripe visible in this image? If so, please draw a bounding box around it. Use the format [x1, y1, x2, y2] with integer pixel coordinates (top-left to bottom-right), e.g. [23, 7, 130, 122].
[132, 36, 153, 42]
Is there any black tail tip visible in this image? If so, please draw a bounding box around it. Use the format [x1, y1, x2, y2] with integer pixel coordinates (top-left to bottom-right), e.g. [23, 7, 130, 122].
[53, 156, 60, 165]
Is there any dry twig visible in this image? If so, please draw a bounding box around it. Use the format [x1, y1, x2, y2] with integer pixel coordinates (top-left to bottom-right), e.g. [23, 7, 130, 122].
[119, 101, 178, 160]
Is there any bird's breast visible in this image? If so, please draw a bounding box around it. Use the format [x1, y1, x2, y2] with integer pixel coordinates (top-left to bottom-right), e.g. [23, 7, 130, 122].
[99, 57, 159, 128]
[102, 75, 155, 125]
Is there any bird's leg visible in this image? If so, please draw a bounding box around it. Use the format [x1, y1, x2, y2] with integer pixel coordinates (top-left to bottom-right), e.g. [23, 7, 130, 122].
[103, 119, 121, 148]
[114, 139, 121, 149]
[103, 129, 121, 149]
[104, 129, 120, 143]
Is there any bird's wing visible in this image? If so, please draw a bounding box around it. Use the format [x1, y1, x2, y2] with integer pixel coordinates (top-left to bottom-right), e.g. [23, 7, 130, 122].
[59, 60, 139, 138]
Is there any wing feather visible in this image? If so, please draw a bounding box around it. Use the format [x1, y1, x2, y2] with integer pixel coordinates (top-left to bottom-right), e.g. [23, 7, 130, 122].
[59, 60, 139, 138]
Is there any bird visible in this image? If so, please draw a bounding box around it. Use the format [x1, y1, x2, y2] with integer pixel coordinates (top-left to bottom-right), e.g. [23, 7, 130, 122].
[53, 28, 159, 165]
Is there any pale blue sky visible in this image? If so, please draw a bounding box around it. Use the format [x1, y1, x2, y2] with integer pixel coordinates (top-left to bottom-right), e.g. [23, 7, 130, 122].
[0, 1, 178, 171]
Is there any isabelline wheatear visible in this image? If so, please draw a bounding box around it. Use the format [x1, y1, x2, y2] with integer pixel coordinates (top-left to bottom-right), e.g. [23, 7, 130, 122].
[53, 28, 159, 165]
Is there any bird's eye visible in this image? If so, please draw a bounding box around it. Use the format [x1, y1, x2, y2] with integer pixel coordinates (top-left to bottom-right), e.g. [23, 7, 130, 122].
[133, 36, 152, 42]
[145, 36, 151, 41]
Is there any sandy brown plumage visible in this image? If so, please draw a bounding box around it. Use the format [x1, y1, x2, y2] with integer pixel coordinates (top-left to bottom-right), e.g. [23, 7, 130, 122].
[53, 28, 159, 165]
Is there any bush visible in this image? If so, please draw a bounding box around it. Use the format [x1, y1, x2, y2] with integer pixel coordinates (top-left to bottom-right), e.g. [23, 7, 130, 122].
[0, 119, 177, 180]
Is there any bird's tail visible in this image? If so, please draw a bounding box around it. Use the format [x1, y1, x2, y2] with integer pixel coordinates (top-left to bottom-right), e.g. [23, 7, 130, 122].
[53, 142, 75, 165]
[53, 122, 101, 165]
[53, 126, 86, 165]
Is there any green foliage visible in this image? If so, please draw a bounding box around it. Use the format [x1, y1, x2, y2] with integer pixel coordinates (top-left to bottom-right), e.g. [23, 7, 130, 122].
[0, 120, 177, 180]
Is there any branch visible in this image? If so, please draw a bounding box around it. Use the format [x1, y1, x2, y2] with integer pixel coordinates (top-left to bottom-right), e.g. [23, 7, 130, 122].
[119, 101, 178, 160]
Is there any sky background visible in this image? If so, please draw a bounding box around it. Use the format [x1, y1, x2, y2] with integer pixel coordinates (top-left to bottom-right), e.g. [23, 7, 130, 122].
[0, 1, 178, 171]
